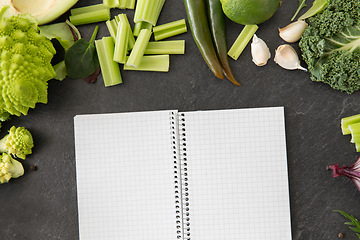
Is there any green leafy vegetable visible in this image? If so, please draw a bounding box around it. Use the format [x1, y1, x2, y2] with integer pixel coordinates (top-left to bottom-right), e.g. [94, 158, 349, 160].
[291, 0, 307, 21]
[298, 0, 329, 20]
[65, 26, 100, 79]
[334, 210, 360, 239]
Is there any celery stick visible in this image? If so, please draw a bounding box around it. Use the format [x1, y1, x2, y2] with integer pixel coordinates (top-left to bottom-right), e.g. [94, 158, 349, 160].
[342, 114, 360, 135]
[133, 21, 153, 37]
[126, 29, 152, 68]
[70, 8, 111, 26]
[350, 133, 360, 143]
[145, 40, 185, 55]
[355, 142, 360, 152]
[103, 0, 119, 8]
[70, 4, 108, 15]
[116, 14, 136, 49]
[118, 0, 127, 9]
[126, 0, 136, 9]
[114, 22, 129, 64]
[349, 122, 360, 135]
[134, 0, 165, 26]
[149, 0, 166, 26]
[124, 55, 169, 72]
[106, 19, 118, 40]
[153, 19, 187, 41]
[95, 37, 122, 87]
[228, 25, 258, 60]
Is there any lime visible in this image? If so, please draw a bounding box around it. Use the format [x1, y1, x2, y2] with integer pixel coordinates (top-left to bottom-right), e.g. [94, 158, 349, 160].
[220, 0, 280, 25]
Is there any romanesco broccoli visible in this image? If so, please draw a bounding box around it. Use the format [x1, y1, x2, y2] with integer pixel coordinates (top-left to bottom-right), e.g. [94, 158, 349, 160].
[0, 152, 24, 184]
[0, 126, 34, 159]
[299, 0, 360, 94]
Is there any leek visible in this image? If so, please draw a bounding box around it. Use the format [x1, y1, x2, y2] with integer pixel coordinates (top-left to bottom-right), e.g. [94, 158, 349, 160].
[145, 40, 185, 55]
[124, 55, 170, 72]
[153, 19, 187, 41]
[126, 29, 152, 68]
[228, 25, 258, 60]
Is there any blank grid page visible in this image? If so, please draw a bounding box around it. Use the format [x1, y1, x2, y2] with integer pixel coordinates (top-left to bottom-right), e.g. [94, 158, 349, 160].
[74, 110, 177, 240]
[182, 107, 291, 240]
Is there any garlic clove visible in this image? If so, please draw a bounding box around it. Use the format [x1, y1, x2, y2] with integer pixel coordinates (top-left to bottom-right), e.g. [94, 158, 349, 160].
[279, 20, 308, 43]
[251, 34, 271, 66]
[274, 44, 307, 71]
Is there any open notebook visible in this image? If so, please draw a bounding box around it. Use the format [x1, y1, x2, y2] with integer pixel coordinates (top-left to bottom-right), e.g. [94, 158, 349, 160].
[74, 107, 292, 240]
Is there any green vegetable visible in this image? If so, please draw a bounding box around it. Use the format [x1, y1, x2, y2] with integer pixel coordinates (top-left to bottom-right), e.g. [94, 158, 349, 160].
[115, 14, 135, 50]
[153, 19, 187, 41]
[298, 0, 329, 20]
[0, 153, 24, 184]
[334, 210, 360, 239]
[0, 126, 34, 160]
[126, 29, 152, 68]
[228, 25, 259, 60]
[341, 113, 360, 135]
[64, 26, 100, 79]
[0, 8, 56, 117]
[134, 0, 166, 26]
[133, 21, 153, 37]
[124, 55, 170, 72]
[69, 8, 111, 26]
[184, 0, 224, 80]
[114, 22, 129, 64]
[291, 0, 307, 21]
[144, 40, 185, 55]
[71, 4, 108, 15]
[299, 0, 360, 94]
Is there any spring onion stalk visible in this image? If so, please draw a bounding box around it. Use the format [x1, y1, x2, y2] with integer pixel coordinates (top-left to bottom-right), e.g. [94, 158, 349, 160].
[114, 22, 129, 64]
[134, 0, 166, 26]
[124, 55, 170, 72]
[103, 0, 119, 8]
[228, 25, 258, 60]
[342, 114, 360, 135]
[70, 4, 108, 15]
[144, 40, 185, 55]
[115, 14, 136, 49]
[106, 19, 118, 40]
[126, 29, 152, 68]
[95, 37, 122, 87]
[153, 19, 187, 41]
[126, 0, 136, 9]
[70, 8, 111, 26]
[133, 21, 153, 37]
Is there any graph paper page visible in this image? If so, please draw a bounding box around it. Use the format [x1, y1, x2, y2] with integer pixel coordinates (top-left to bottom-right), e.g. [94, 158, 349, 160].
[74, 110, 178, 240]
[181, 107, 292, 240]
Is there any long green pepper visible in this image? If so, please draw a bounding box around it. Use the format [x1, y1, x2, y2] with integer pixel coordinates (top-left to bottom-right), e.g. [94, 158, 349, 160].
[184, 0, 224, 80]
[206, 0, 240, 86]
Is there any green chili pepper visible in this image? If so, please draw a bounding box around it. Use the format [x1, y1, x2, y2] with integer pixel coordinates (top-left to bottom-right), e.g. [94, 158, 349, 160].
[184, 0, 224, 80]
[206, 0, 240, 86]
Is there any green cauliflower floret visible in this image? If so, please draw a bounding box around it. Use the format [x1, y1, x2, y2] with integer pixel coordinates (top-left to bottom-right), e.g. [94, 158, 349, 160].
[0, 152, 24, 184]
[299, 0, 360, 94]
[0, 126, 34, 159]
[0, 8, 56, 116]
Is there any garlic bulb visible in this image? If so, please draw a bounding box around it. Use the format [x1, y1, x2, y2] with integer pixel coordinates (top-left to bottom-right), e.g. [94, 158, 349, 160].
[251, 34, 271, 66]
[274, 44, 307, 71]
[279, 20, 308, 43]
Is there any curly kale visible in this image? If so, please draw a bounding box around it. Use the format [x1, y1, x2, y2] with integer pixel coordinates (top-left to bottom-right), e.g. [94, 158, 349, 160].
[299, 0, 360, 94]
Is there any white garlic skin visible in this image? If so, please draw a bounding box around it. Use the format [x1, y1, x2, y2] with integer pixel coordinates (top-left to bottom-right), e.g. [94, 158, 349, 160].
[251, 34, 271, 66]
[274, 44, 307, 71]
[279, 20, 308, 43]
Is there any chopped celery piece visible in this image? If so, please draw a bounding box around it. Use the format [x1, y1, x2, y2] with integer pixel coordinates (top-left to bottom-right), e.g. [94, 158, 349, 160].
[228, 25, 258, 60]
[95, 37, 122, 87]
[116, 14, 136, 49]
[153, 19, 187, 41]
[119, 0, 127, 9]
[103, 0, 119, 8]
[349, 123, 360, 135]
[124, 55, 169, 72]
[351, 133, 360, 143]
[106, 19, 118, 40]
[341, 114, 360, 135]
[126, 0, 136, 9]
[126, 29, 152, 68]
[70, 8, 111, 26]
[356, 142, 360, 152]
[134, 0, 166, 26]
[133, 21, 153, 37]
[145, 40, 185, 55]
[71, 4, 108, 15]
[114, 22, 129, 64]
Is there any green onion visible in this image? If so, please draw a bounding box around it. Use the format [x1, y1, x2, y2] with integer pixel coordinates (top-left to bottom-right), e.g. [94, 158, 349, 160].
[145, 40, 185, 55]
[342, 114, 360, 135]
[133, 21, 153, 37]
[106, 19, 118, 40]
[126, 29, 152, 68]
[114, 22, 129, 64]
[70, 4, 108, 15]
[95, 37, 122, 87]
[115, 14, 136, 50]
[153, 19, 187, 41]
[124, 55, 169, 72]
[228, 25, 258, 60]
[70, 8, 111, 26]
[134, 0, 166, 26]
[103, 0, 119, 8]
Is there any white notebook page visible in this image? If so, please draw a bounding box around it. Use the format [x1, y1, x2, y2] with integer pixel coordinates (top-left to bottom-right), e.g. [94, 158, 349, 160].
[182, 107, 291, 239]
[74, 110, 178, 240]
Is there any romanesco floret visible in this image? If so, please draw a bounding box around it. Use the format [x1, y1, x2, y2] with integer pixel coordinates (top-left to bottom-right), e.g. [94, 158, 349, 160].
[0, 152, 24, 184]
[0, 126, 34, 159]
[0, 8, 56, 116]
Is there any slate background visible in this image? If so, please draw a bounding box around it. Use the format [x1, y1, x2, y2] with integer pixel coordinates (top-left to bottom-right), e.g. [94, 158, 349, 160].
[1, 0, 360, 239]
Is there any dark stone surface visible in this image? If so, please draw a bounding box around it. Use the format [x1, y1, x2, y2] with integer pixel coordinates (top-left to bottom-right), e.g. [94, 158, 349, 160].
[1, 0, 360, 239]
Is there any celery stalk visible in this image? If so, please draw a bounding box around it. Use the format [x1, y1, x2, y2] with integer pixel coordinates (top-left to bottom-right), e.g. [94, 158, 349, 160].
[342, 114, 360, 135]
[106, 19, 118, 40]
[95, 37, 122, 87]
[70, 4, 108, 15]
[145, 40, 185, 55]
[133, 21, 153, 37]
[350, 133, 360, 143]
[228, 25, 258, 60]
[126, 0, 136, 9]
[153, 19, 187, 41]
[124, 55, 170, 72]
[134, 0, 166, 26]
[349, 123, 360, 135]
[118, 0, 127, 9]
[70, 8, 111, 26]
[114, 22, 129, 64]
[126, 29, 152, 68]
[116, 14, 136, 49]
[103, 0, 120, 8]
